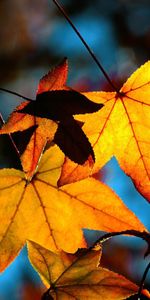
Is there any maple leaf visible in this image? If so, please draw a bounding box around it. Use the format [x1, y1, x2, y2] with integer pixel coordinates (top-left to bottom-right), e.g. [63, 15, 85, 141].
[0, 58, 68, 179]
[59, 61, 150, 201]
[37, 57, 69, 94]
[27, 240, 141, 300]
[0, 145, 146, 272]
[0, 59, 102, 179]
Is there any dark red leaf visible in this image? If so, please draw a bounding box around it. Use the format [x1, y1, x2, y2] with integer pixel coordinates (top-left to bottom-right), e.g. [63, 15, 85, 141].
[54, 116, 95, 164]
[19, 90, 103, 120]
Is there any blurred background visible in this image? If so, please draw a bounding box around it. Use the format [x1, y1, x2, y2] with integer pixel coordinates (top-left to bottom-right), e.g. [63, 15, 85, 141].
[0, 0, 150, 299]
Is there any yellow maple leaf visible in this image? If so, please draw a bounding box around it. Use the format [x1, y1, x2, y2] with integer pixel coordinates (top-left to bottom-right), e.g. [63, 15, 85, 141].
[60, 61, 150, 202]
[27, 240, 141, 300]
[0, 145, 146, 272]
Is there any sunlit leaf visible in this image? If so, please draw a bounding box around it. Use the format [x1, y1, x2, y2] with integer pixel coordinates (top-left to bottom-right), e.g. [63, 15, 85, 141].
[28, 241, 139, 300]
[37, 57, 68, 94]
[60, 61, 150, 201]
[59, 91, 115, 185]
[0, 101, 57, 179]
[0, 145, 146, 271]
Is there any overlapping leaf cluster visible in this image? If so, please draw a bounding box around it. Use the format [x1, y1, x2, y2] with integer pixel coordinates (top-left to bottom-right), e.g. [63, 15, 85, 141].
[0, 59, 150, 299]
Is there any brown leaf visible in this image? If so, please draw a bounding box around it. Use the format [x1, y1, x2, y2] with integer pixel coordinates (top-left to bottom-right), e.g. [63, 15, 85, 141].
[28, 241, 140, 300]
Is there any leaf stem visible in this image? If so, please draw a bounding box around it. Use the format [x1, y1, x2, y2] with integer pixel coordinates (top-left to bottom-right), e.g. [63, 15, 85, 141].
[41, 287, 52, 299]
[0, 112, 20, 158]
[52, 0, 119, 93]
[137, 261, 150, 300]
[0, 87, 35, 101]
[92, 230, 150, 251]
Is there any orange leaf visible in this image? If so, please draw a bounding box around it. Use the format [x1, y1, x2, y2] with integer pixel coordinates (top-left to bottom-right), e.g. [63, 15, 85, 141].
[0, 145, 146, 272]
[60, 61, 150, 201]
[28, 241, 139, 300]
[0, 58, 69, 179]
[37, 57, 68, 94]
[0, 101, 57, 179]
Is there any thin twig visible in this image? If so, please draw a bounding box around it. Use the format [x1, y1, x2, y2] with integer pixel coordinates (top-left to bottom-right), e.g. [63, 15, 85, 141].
[137, 261, 150, 300]
[0, 87, 35, 101]
[92, 230, 150, 249]
[52, 0, 119, 93]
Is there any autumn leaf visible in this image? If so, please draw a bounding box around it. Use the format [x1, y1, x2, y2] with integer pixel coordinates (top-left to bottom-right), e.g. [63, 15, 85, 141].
[0, 58, 69, 179]
[0, 145, 146, 272]
[37, 57, 68, 94]
[27, 241, 140, 300]
[0, 59, 102, 178]
[60, 61, 150, 201]
[0, 57, 68, 179]
[0, 103, 58, 179]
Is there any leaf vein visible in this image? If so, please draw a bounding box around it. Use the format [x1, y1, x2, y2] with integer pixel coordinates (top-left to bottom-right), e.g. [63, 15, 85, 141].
[31, 181, 58, 249]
